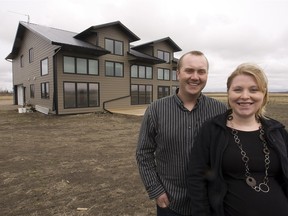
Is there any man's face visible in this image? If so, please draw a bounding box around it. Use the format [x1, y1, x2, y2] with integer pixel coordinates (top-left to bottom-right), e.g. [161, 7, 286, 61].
[177, 54, 208, 97]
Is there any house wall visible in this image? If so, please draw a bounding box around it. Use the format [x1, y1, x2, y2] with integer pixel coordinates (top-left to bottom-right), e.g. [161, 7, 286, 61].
[55, 26, 133, 114]
[12, 29, 59, 113]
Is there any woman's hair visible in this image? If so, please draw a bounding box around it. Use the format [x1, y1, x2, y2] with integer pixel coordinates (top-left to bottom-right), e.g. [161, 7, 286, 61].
[226, 63, 269, 118]
[177, 50, 209, 71]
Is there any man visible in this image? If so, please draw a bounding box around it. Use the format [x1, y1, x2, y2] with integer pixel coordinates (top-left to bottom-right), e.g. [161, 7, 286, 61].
[136, 51, 227, 215]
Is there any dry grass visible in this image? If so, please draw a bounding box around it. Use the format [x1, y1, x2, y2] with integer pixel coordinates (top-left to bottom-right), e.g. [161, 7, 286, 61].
[0, 94, 287, 216]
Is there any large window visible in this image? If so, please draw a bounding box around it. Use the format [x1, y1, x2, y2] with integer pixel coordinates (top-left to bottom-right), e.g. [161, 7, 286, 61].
[157, 50, 170, 63]
[131, 84, 152, 105]
[41, 82, 49, 99]
[41, 58, 48, 76]
[105, 38, 123, 55]
[158, 86, 170, 99]
[63, 56, 98, 75]
[105, 61, 123, 77]
[157, 68, 170, 80]
[131, 65, 152, 79]
[172, 85, 178, 94]
[172, 70, 177, 81]
[64, 82, 99, 109]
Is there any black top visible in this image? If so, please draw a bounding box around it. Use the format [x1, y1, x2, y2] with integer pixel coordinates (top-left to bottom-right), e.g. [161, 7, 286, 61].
[223, 127, 288, 216]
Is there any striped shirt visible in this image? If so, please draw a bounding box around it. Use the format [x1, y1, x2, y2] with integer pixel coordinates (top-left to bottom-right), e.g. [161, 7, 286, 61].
[136, 92, 227, 215]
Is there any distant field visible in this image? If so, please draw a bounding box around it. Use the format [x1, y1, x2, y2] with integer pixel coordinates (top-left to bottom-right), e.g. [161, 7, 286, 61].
[205, 92, 288, 104]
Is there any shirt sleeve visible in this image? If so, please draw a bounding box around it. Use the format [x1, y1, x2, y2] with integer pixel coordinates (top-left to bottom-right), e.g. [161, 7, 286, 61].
[136, 106, 165, 199]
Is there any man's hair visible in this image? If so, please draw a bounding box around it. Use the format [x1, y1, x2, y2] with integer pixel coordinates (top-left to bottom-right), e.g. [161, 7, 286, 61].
[177, 50, 209, 71]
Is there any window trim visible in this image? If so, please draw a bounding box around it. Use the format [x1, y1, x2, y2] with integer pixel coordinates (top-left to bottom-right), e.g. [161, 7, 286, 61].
[40, 58, 49, 76]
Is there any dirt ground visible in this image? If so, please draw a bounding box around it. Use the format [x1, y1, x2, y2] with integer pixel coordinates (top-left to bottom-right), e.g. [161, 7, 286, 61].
[0, 97, 287, 216]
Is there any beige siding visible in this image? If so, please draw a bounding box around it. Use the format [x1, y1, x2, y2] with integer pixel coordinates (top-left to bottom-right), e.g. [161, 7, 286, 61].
[12, 29, 60, 113]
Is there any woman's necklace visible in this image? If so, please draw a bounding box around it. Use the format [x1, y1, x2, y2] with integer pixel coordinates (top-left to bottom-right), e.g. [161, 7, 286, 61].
[229, 119, 270, 193]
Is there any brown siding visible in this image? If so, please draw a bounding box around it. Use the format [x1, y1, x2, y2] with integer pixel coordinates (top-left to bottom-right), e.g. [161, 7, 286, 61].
[12, 29, 60, 113]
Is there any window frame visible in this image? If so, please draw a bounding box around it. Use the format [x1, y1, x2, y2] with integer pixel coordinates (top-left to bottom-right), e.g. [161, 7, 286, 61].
[105, 38, 124, 56]
[63, 82, 100, 109]
[105, 61, 124, 77]
[41, 58, 49, 76]
[41, 82, 49, 99]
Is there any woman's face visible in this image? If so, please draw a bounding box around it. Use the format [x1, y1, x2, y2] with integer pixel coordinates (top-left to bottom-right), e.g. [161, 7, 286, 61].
[228, 74, 264, 119]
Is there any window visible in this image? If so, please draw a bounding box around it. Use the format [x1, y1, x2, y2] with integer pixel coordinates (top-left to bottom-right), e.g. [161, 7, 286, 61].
[29, 48, 34, 63]
[77, 83, 88, 107]
[172, 86, 178, 94]
[158, 86, 170, 99]
[63, 56, 98, 75]
[41, 58, 48, 76]
[131, 65, 152, 79]
[157, 68, 170, 80]
[76, 58, 87, 74]
[20, 55, 24, 67]
[30, 84, 35, 98]
[131, 84, 152, 105]
[157, 50, 170, 63]
[105, 61, 123, 77]
[64, 56, 75, 73]
[88, 59, 98, 75]
[64, 82, 99, 109]
[172, 70, 177, 81]
[105, 38, 123, 55]
[41, 82, 49, 99]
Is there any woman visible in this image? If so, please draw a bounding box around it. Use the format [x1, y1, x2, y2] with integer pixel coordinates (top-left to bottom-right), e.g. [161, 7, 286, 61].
[187, 63, 288, 216]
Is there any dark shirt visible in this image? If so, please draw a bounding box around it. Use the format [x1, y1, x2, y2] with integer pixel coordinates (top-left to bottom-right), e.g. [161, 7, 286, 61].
[136, 93, 227, 215]
[223, 128, 288, 216]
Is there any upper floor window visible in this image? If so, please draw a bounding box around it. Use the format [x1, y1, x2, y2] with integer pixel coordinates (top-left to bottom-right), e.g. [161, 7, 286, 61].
[131, 65, 152, 79]
[105, 38, 123, 55]
[20, 55, 24, 68]
[157, 68, 170, 80]
[41, 58, 48, 76]
[63, 56, 98, 75]
[157, 50, 170, 63]
[105, 61, 123, 77]
[29, 48, 34, 63]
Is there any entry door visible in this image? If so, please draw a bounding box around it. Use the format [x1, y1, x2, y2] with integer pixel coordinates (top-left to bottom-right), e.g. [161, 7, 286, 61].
[17, 85, 24, 106]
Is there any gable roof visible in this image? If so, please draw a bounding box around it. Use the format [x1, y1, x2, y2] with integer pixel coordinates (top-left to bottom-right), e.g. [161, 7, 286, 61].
[74, 21, 140, 42]
[6, 21, 110, 60]
[132, 37, 182, 52]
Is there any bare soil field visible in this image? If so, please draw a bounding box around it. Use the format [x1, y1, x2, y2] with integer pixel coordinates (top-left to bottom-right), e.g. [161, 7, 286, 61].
[0, 94, 287, 216]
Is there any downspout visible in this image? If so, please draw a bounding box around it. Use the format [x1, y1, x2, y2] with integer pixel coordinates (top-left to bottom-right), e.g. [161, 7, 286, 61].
[52, 47, 62, 115]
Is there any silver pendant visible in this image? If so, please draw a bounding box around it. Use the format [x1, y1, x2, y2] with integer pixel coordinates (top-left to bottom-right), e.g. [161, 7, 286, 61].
[246, 176, 256, 187]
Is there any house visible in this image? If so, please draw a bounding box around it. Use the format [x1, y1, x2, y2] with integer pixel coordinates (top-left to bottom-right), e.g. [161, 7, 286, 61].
[5, 21, 182, 115]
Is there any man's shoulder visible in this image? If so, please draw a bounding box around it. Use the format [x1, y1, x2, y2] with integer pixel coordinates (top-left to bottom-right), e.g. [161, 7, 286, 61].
[201, 94, 226, 106]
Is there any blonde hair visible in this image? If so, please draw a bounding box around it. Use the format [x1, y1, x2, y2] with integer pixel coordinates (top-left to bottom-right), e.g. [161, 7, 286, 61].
[226, 63, 269, 118]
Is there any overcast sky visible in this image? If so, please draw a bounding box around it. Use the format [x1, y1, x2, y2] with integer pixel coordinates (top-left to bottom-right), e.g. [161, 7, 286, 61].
[1, 0, 288, 92]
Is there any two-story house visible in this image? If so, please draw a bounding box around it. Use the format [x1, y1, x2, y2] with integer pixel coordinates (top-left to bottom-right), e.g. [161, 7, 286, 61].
[6, 21, 182, 115]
